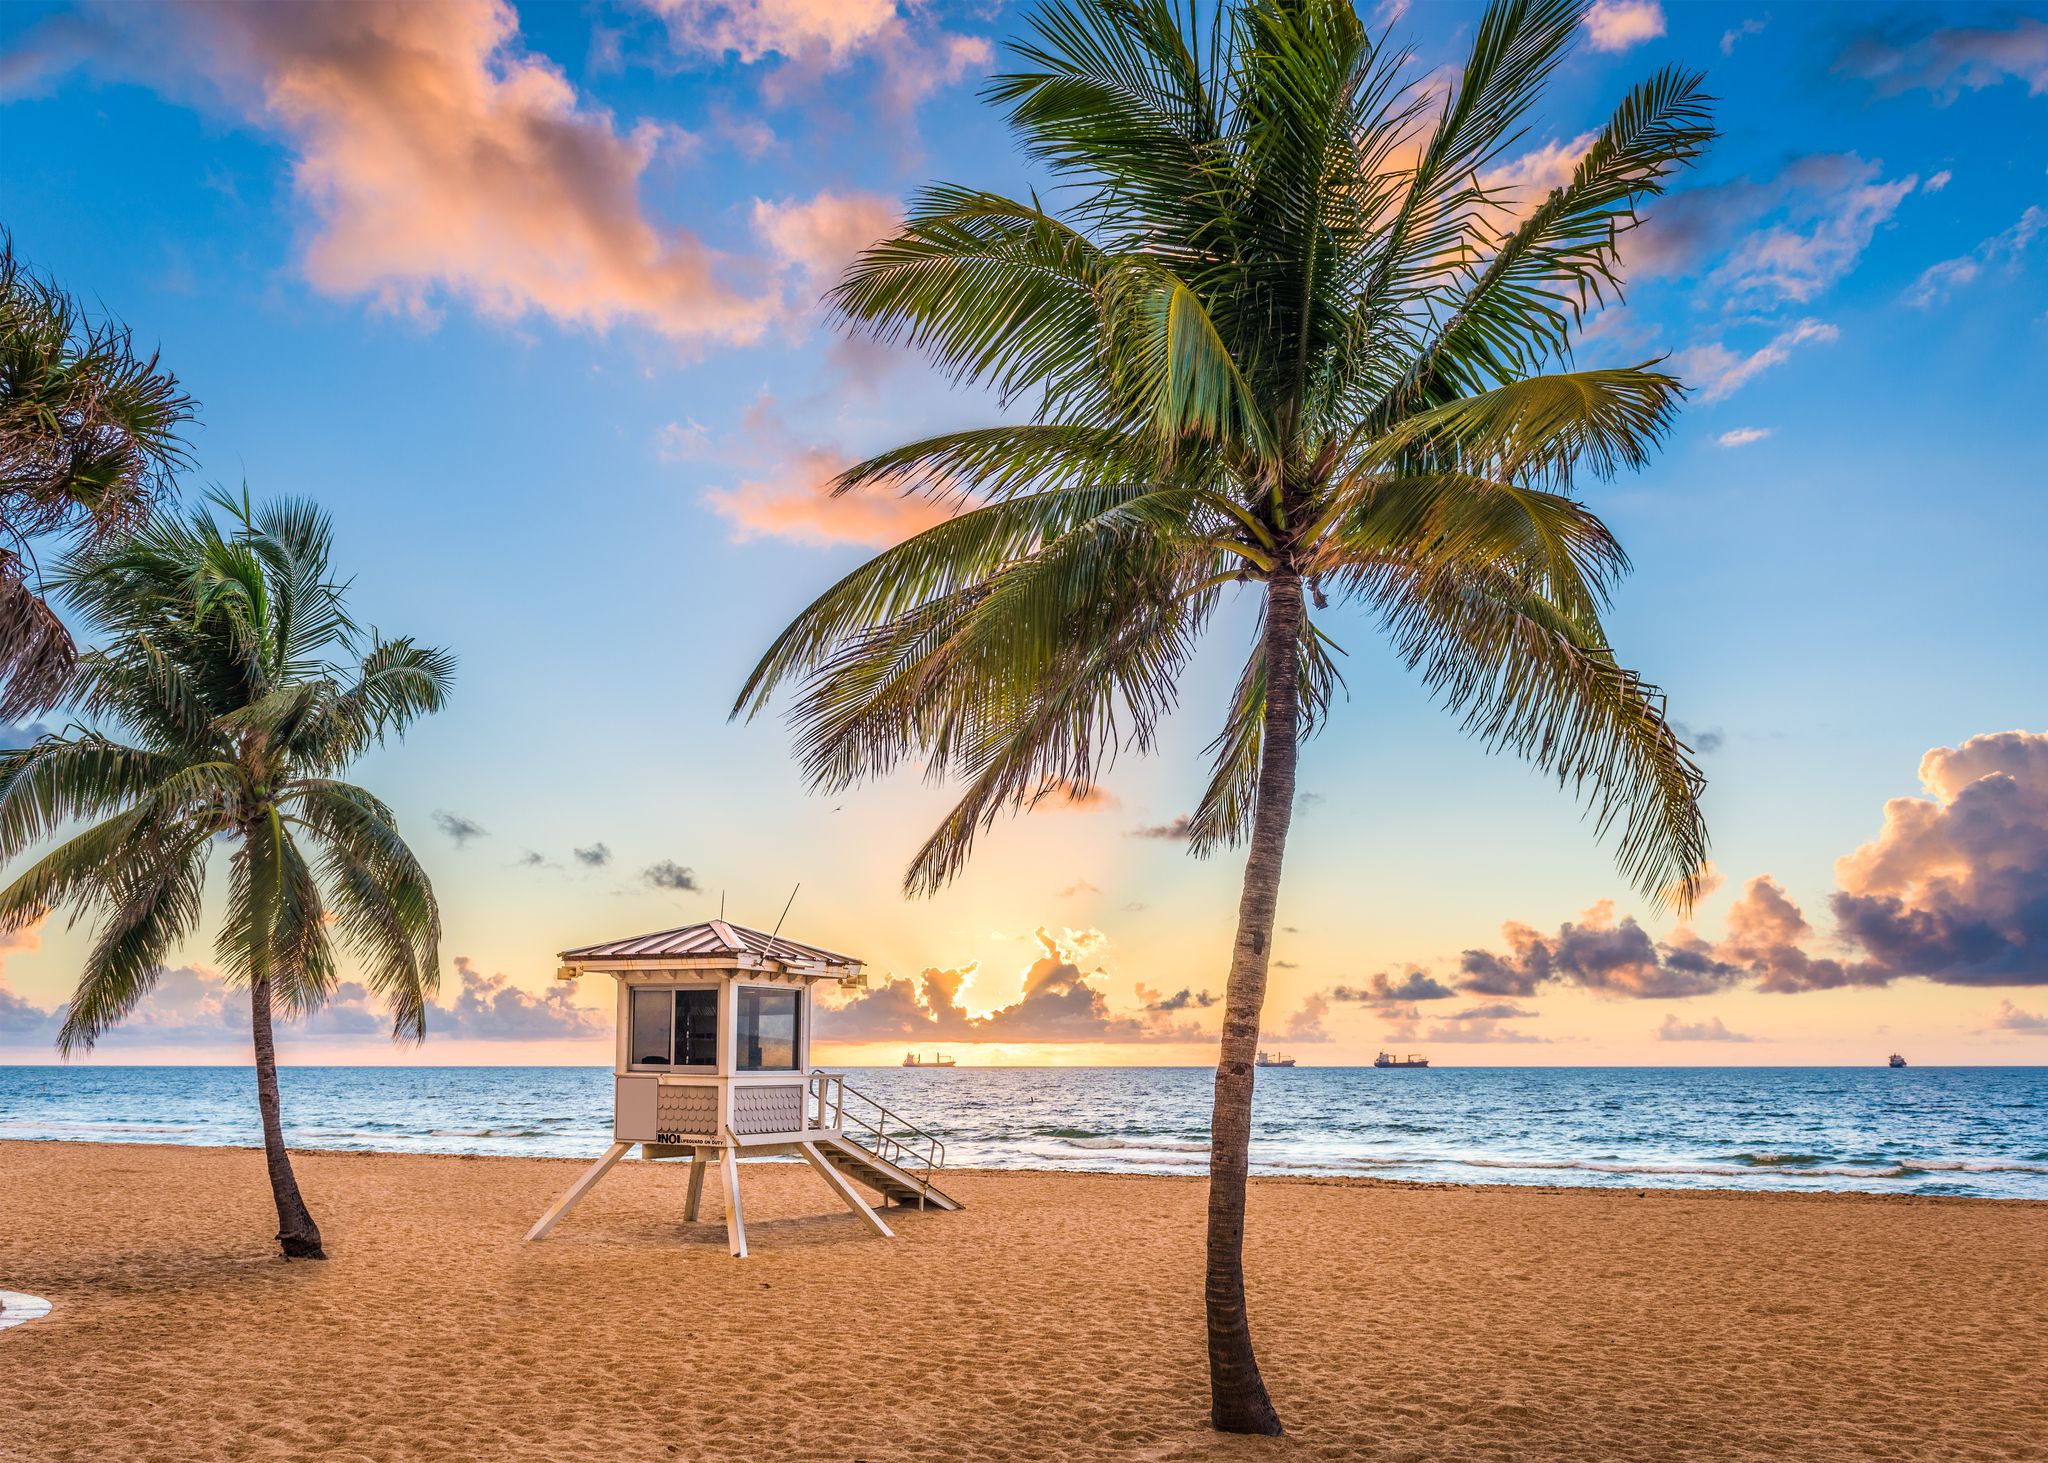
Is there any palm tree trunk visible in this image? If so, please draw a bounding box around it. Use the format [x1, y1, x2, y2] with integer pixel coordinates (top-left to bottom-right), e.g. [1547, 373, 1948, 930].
[1205, 569, 1304, 1436]
[249, 974, 325, 1259]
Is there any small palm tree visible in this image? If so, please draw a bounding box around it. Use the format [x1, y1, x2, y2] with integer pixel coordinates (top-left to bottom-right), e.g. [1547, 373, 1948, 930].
[0, 490, 453, 1258]
[1, 232, 197, 720]
[738, 0, 1717, 1431]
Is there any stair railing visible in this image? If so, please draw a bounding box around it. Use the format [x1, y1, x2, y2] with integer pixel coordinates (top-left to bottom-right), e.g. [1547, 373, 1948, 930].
[807, 1072, 946, 1190]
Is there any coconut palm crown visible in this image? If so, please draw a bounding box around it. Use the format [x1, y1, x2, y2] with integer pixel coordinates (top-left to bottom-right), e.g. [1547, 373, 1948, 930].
[0, 489, 453, 1257]
[734, 0, 1715, 1433]
[1, 232, 197, 720]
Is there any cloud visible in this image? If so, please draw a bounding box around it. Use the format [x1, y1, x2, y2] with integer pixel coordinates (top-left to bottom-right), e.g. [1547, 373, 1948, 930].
[573, 842, 612, 867]
[1716, 427, 1771, 449]
[1138, 985, 1216, 1013]
[1276, 991, 1333, 1044]
[1924, 169, 1952, 193]
[1675, 721, 1726, 754]
[701, 392, 952, 547]
[751, 189, 898, 301]
[1128, 815, 1194, 840]
[1398, 1002, 1549, 1043]
[819, 927, 1200, 1044]
[1987, 1000, 2048, 1033]
[644, 859, 701, 893]
[1032, 778, 1116, 813]
[1631, 153, 1918, 305]
[1673, 319, 1838, 402]
[1583, 1, 1665, 54]
[111, 0, 792, 346]
[0, 917, 60, 1045]
[1460, 900, 1745, 1000]
[1903, 206, 2046, 308]
[1481, 131, 1598, 221]
[1451, 731, 2048, 1000]
[437, 956, 611, 1039]
[637, 0, 992, 120]
[655, 420, 710, 462]
[1835, 18, 2048, 103]
[433, 809, 489, 847]
[1828, 730, 2048, 987]
[1331, 970, 1459, 1005]
[1721, 18, 1767, 56]
[1657, 1014, 1754, 1042]
[0, 722, 54, 750]
[1060, 879, 1100, 898]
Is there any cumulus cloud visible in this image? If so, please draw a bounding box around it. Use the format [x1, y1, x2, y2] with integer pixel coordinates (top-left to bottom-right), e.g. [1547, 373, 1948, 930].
[1451, 731, 2048, 999]
[1129, 815, 1195, 840]
[0, 722, 54, 750]
[1835, 17, 2048, 103]
[1675, 721, 1726, 754]
[819, 927, 1200, 1044]
[573, 842, 612, 867]
[1716, 428, 1771, 449]
[1583, 0, 1665, 54]
[434, 809, 489, 847]
[1657, 1014, 1754, 1042]
[751, 189, 898, 301]
[644, 859, 701, 893]
[438, 956, 612, 1039]
[637, 0, 992, 119]
[1673, 319, 1838, 402]
[1903, 206, 2046, 308]
[1331, 970, 1459, 1005]
[1828, 731, 2048, 987]
[1460, 900, 1744, 1000]
[0, 917, 60, 1045]
[1138, 985, 1216, 1012]
[2, 954, 611, 1049]
[1393, 1001, 1549, 1044]
[1480, 130, 1597, 222]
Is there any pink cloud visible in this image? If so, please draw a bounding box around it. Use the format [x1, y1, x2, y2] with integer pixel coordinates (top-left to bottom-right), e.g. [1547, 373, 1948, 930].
[1836, 17, 2048, 102]
[1671, 318, 1838, 402]
[752, 189, 899, 301]
[1583, 1, 1665, 55]
[1903, 206, 2046, 308]
[701, 394, 952, 548]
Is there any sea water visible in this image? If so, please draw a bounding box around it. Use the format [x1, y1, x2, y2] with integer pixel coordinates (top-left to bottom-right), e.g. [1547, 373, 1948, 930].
[1, 1064, 2043, 1199]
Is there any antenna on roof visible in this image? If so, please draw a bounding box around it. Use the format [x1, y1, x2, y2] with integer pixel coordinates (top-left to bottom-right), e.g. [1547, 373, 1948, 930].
[769, 882, 801, 945]
[720, 890, 726, 919]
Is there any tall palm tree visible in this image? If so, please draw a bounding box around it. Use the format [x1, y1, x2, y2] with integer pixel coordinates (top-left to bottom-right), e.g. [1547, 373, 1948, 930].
[2, 232, 197, 720]
[0, 490, 453, 1259]
[735, 0, 1713, 1432]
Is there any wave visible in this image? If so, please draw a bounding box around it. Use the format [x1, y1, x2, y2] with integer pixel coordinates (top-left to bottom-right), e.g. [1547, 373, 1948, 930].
[1059, 1135, 1210, 1153]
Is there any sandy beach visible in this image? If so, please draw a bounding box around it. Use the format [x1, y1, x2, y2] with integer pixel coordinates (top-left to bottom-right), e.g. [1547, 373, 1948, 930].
[2, 1140, 2044, 1462]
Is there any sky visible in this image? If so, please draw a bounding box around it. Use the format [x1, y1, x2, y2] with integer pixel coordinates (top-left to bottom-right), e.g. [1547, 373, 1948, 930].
[1, 0, 2044, 1068]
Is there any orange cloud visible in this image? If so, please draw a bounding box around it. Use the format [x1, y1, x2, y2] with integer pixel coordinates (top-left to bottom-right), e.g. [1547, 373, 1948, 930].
[145, 0, 783, 346]
[701, 393, 952, 547]
[751, 190, 899, 300]
[1583, 0, 1666, 54]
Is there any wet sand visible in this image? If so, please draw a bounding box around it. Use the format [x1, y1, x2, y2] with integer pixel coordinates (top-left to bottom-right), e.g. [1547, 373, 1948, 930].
[2, 1139, 2043, 1461]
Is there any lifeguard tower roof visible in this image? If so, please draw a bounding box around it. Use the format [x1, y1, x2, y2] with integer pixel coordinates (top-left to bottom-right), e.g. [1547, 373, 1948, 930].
[559, 919, 860, 975]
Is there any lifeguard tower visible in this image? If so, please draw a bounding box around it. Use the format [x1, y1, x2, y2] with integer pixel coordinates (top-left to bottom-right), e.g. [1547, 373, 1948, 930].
[525, 920, 960, 1256]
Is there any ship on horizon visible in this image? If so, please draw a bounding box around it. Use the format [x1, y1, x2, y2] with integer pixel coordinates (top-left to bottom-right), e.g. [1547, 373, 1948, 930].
[1374, 1051, 1430, 1068]
[1254, 1051, 1296, 1068]
[1889, 1053, 1908, 1068]
[903, 1052, 957, 1068]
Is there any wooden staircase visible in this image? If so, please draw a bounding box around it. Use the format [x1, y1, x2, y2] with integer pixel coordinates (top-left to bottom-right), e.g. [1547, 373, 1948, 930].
[807, 1072, 963, 1212]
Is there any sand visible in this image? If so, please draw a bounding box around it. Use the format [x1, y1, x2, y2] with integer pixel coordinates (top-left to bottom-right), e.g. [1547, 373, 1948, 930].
[2, 1141, 2043, 1462]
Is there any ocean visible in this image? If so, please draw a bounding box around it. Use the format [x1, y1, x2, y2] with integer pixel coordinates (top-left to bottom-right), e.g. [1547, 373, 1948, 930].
[2, 1064, 2044, 1199]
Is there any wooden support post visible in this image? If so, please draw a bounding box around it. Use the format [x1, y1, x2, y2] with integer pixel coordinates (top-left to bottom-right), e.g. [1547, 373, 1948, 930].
[800, 1141, 894, 1239]
[526, 1141, 632, 1241]
[719, 1145, 748, 1258]
[684, 1146, 710, 1222]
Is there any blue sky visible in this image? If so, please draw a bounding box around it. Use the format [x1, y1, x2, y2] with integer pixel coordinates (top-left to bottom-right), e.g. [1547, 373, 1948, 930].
[1, 0, 2044, 1064]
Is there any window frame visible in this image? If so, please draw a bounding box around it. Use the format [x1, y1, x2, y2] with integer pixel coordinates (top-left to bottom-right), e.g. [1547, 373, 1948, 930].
[626, 982, 723, 1074]
[734, 982, 802, 1073]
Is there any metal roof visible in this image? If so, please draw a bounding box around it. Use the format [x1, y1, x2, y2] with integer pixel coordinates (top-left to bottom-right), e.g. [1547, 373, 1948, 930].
[559, 919, 860, 969]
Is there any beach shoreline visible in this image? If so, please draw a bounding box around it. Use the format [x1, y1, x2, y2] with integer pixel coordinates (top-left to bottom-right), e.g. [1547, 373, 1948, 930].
[5, 1140, 2045, 1461]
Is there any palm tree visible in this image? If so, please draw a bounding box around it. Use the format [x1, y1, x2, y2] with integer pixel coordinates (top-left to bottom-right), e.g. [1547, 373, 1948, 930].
[735, 0, 1713, 1433]
[0, 490, 453, 1259]
[2, 232, 197, 720]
